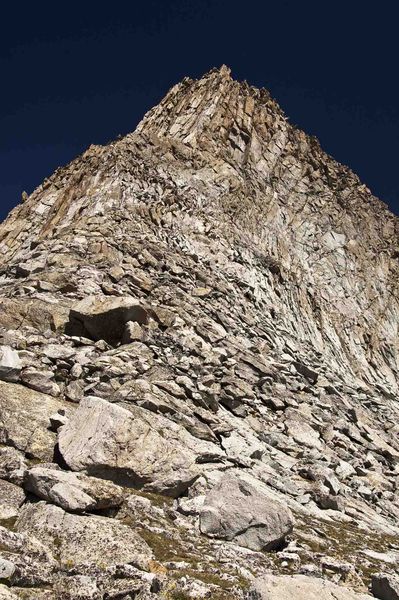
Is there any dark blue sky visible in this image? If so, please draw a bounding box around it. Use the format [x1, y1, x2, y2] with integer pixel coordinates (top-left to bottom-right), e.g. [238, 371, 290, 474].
[2, 0, 399, 221]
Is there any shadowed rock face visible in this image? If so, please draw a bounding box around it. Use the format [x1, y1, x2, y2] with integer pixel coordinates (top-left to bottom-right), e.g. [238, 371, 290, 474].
[67, 296, 149, 344]
[0, 66, 397, 598]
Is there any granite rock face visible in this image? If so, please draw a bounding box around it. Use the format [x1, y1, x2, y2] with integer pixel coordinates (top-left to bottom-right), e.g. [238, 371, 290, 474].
[0, 66, 398, 598]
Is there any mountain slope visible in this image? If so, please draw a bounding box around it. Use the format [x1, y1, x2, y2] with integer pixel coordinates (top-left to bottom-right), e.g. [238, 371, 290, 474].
[0, 66, 398, 599]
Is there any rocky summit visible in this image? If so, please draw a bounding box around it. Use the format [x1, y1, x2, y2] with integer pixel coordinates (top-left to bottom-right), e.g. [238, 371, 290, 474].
[0, 65, 398, 600]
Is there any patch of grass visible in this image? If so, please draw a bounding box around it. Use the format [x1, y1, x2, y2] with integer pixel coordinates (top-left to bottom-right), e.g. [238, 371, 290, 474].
[136, 527, 196, 563]
[133, 489, 174, 508]
[294, 512, 398, 587]
[0, 516, 17, 531]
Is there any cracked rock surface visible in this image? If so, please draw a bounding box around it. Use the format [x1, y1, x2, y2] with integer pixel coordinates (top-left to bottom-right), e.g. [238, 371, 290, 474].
[0, 66, 398, 598]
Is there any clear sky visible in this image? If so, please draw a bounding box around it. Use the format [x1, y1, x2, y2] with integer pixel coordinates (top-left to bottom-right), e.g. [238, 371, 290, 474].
[1, 0, 399, 221]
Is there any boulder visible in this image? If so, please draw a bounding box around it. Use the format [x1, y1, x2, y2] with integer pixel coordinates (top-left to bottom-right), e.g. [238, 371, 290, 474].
[16, 502, 152, 570]
[371, 573, 399, 600]
[0, 346, 21, 383]
[249, 574, 372, 599]
[285, 415, 323, 449]
[58, 396, 201, 497]
[199, 472, 293, 551]
[24, 465, 124, 512]
[67, 296, 149, 344]
[20, 368, 61, 397]
[0, 381, 70, 460]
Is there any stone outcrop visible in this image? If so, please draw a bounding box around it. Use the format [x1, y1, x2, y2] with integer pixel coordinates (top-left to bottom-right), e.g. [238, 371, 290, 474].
[0, 66, 398, 597]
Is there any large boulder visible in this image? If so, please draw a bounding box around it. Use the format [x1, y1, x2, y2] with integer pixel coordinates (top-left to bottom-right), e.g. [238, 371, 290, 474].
[24, 465, 124, 512]
[0, 381, 70, 460]
[199, 472, 293, 551]
[371, 573, 399, 600]
[67, 296, 149, 344]
[16, 502, 152, 570]
[58, 396, 202, 497]
[249, 574, 372, 599]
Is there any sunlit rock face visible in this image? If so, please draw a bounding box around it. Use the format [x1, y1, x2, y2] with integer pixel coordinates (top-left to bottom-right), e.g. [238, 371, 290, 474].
[0, 66, 398, 599]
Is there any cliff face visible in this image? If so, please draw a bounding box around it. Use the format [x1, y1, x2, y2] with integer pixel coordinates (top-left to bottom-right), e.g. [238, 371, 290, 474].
[0, 67, 398, 599]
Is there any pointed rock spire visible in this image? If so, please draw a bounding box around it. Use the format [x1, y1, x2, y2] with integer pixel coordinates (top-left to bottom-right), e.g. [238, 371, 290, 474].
[136, 64, 282, 162]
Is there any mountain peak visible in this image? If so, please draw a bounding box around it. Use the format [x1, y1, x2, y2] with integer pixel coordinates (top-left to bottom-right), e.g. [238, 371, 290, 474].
[136, 64, 281, 159]
[0, 66, 399, 599]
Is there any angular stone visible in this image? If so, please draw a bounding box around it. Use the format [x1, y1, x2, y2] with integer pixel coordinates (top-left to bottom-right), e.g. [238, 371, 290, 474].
[199, 472, 293, 551]
[24, 465, 123, 512]
[21, 368, 61, 397]
[0, 346, 21, 383]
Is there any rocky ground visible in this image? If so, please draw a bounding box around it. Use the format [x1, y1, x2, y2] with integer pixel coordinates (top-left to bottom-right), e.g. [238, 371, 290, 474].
[0, 66, 398, 599]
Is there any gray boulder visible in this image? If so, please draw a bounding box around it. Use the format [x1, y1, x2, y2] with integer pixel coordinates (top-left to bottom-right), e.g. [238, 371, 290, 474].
[249, 574, 372, 599]
[58, 396, 201, 497]
[67, 296, 149, 344]
[199, 472, 293, 551]
[371, 573, 399, 600]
